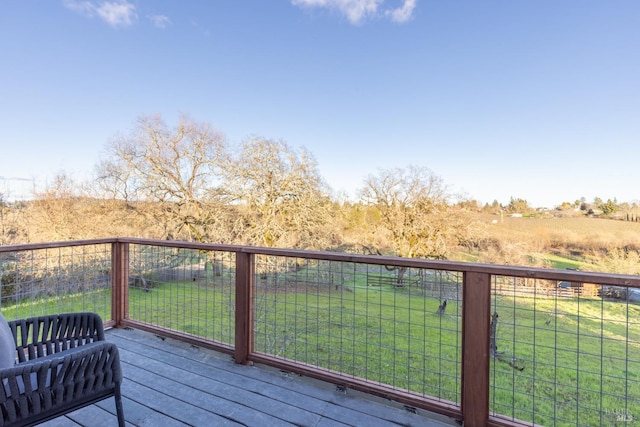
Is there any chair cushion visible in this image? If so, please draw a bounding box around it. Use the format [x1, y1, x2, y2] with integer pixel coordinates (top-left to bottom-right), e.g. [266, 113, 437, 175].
[0, 312, 16, 368]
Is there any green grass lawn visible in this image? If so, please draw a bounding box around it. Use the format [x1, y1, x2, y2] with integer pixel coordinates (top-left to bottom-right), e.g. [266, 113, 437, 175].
[535, 253, 594, 270]
[1, 288, 112, 322]
[489, 294, 640, 425]
[3, 277, 637, 426]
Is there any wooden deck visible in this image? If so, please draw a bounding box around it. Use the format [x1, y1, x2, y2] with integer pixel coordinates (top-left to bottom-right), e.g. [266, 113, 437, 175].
[39, 327, 458, 427]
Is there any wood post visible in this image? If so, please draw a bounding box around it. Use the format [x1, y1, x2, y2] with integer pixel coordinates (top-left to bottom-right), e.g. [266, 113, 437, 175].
[462, 272, 491, 426]
[234, 251, 255, 365]
[111, 242, 129, 327]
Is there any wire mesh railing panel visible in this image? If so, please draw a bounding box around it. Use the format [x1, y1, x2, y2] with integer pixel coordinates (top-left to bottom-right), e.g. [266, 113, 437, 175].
[0, 244, 112, 321]
[490, 277, 639, 426]
[127, 244, 235, 346]
[252, 255, 462, 404]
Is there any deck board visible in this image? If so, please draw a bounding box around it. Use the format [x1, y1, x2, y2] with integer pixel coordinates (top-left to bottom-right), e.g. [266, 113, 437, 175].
[40, 328, 457, 427]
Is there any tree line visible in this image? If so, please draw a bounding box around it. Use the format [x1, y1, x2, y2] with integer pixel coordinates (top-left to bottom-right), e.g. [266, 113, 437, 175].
[0, 115, 471, 258]
[1, 115, 639, 273]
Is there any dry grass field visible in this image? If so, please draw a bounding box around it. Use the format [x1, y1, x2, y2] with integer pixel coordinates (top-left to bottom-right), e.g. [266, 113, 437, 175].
[464, 214, 640, 272]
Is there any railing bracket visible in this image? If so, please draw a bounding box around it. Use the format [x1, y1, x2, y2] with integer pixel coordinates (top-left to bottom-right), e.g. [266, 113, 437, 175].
[404, 405, 418, 414]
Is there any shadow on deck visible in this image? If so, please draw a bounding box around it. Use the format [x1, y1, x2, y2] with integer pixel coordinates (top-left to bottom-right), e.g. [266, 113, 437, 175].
[40, 328, 458, 427]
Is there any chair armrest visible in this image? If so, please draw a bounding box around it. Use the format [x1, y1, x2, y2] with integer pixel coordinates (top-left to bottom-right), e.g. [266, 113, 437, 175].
[9, 313, 106, 363]
[1, 341, 122, 400]
[0, 341, 122, 424]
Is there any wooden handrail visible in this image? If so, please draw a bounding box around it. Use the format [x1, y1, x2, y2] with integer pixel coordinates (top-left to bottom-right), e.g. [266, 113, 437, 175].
[116, 238, 640, 287]
[4, 237, 640, 426]
[4, 237, 638, 287]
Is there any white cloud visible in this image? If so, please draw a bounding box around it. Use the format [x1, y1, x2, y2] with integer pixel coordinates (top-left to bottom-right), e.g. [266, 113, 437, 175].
[149, 14, 171, 29]
[292, 0, 381, 24]
[385, 0, 416, 23]
[96, 1, 137, 27]
[292, 0, 416, 24]
[63, 0, 137, 28]
[63, 0, 95, 16]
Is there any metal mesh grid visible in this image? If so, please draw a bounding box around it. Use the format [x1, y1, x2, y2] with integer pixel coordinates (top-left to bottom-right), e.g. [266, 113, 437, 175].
[252, 255, 462, 404]
[490, 276, 639, 425]
[0, 244, 112, 321]
[127, 244, 236, 346]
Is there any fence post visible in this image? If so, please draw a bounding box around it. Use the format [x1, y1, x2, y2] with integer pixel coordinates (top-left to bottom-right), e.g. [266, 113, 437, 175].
[111, 242, 129, 327]
[462, 271, 491, 426]
[235, 251, 255, 365]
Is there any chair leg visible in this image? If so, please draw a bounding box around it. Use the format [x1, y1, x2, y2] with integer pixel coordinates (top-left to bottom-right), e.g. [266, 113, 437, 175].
[115, 385, 125, 427]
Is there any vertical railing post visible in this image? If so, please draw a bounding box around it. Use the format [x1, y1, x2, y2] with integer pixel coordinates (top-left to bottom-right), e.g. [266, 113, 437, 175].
[235, 251, 255, 365]
[111, 242, 129, 328]
[462, 271, 491, 426]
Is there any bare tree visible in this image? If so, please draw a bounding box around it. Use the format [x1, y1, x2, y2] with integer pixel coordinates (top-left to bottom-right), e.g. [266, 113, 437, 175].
[223, 137, 337, 249]
[28, 171, 84, 241]
[359, 166, 467, 283]
[359, 165, 459, 258]
[0, 194, 26, 245]
[95, 114, 232, 242]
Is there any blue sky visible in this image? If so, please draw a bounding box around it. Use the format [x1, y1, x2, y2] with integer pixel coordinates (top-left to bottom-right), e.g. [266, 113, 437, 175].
[1, 1, 638, 207]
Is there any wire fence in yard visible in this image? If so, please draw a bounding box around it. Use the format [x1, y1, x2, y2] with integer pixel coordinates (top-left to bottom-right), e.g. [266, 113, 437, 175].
[3, 239, 639, 426]
[490, 276, 640, 426]
[126, 244, 236, 346]
[0, 243, 112, 321]
[252, 254, 463, 405]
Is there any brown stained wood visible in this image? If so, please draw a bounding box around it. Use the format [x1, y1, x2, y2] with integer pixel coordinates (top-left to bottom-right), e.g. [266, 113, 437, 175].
[0, 238, 115, 253]
[462, 271, 491, 427]
[234, 251, 255, 365]
[111, 242, 129, 327]
[488, 414, 543, 427]
[3, 237, 639, 288]
[116, 238, 640, 286]
[4, 237, 633, 426]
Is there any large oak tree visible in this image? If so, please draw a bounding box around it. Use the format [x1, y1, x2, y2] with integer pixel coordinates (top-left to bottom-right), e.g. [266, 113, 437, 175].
[95, 114, 232, 242]
[223, 137, 337, 249]
[360, 165, 459, 258]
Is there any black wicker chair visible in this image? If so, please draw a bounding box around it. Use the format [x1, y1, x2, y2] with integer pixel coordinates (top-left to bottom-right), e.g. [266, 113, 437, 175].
[0, 312, 124, 427]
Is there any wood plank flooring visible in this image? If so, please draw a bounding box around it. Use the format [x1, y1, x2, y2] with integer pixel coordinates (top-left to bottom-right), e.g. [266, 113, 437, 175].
[40, 328, 458, 427]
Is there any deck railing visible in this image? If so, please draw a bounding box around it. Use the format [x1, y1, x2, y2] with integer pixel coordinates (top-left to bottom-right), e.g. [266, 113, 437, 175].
[1, 238, 638, 426]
